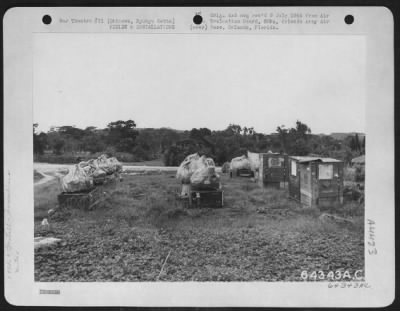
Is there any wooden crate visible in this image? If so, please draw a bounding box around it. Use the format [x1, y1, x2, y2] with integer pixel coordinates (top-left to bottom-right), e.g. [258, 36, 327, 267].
[191, 182, 220, 191]
[189, 189, 224, 208]
[57, 187, 100, 210]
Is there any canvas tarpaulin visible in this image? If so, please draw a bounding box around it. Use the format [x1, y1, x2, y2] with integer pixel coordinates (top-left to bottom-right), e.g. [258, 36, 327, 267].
[79, 155, 122, 178]
[176, 153, 204, 183]
[247, 151, 260, 171]
[190, 165, 220, 186]
[60, 164, 93, 193]
[230, 155, 251, 171]
[62, 155, 123, 192]
[176, 153, 220, 186]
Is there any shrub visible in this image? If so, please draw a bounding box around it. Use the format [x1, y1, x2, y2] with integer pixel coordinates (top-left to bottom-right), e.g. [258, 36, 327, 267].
[131, 146, 151, 161]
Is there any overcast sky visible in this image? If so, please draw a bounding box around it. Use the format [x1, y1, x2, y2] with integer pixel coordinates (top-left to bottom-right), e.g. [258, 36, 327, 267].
[33, 33, 366, 134]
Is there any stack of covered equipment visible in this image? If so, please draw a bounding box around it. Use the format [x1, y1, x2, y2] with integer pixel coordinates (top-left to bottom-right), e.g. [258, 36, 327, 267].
[96, 154, 123, 175]
[60, 164, 93, 193]
[79, 154, 122, 177]
[247, 151, 260, 172]
[176, 153, 221, 195]
[230, 155, 251, 171]
[61, 154, 123, 191]
[190, 157, 220, 190]
[176, 153, 204, 184]
[229, 155, 253, 177]
[176, 153, 203, 196]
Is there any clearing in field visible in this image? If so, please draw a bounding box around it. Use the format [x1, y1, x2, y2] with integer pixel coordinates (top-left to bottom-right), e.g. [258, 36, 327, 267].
[34, 172, 364, 282]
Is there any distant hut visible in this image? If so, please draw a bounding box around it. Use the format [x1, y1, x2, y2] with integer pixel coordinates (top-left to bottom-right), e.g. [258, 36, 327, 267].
[351, 155, 365, 167]
[258, 151, 289, 188]
[288, 156, 344, 208]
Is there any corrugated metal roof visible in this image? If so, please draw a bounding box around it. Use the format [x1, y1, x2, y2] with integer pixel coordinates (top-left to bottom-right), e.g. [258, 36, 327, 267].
[289, 156, 342, 163]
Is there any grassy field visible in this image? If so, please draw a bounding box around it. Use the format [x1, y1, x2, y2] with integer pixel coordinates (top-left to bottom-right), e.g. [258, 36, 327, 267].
[34, 172, 364, 282]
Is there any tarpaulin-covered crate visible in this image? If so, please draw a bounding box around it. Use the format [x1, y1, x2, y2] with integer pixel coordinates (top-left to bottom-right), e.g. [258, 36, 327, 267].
[288, 156, 344, 208]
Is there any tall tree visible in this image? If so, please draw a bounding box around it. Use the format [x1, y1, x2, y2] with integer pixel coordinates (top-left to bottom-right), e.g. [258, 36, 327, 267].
[276, 125, 289, 152]
[106, 120, 138, 152]
[276, 120, 311, 155]
[58, 126, 85, 140]
[226, 124, 242, 135]
[53, 138, 65, 155]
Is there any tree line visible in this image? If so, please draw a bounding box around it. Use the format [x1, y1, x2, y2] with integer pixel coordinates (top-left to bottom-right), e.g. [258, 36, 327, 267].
[33, 120, 365, 165]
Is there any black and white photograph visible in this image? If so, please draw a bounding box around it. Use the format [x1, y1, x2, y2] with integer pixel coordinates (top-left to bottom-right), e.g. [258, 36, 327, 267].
[4, 6, 394, 307]
[32, 26, 367, 283]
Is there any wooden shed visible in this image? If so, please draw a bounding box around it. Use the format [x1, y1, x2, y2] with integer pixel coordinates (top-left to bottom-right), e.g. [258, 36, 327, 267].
[258, 152, 288, 188]
[288, 156, 344, 208]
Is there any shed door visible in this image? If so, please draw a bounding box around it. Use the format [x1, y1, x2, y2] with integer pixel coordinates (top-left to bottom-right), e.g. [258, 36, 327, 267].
[264, 155, 287, 182]
[300, 164, 313, 207]
[288, 160, 300, 200]
[317, 163, 342, 203]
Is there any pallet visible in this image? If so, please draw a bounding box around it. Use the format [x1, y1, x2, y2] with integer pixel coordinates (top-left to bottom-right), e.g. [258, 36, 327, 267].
[189, 189, 224, 208]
